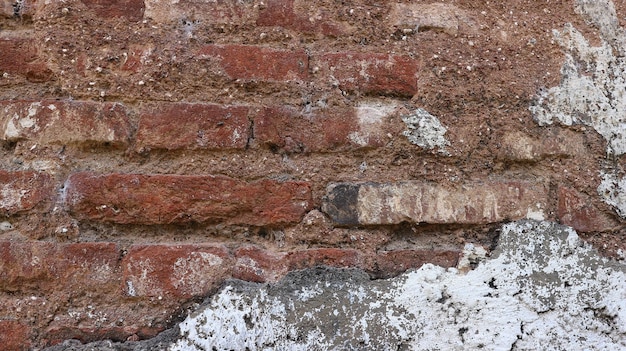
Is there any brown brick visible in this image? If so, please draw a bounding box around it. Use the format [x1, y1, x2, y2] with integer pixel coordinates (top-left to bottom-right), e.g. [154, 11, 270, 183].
[323, 181, 548, 226]
[144, 0, 256, 24]
[65, 172, 312, 226]
[371, 250, 460, 279]
[233, 246, 287, 283]
[0, 37, 53, 82]
[257, 0, 346, 36]
[557, 187, 619, 232]
[122, 244, 232, 298]
[316, 52, 419, 96]
[285, 248, 361, 270]
[197, 44, 309, 82]
[0, 320, 30, 351]
[0, 242, 120, 292]
[80, 0, 144, 21]
[0, 100, 132, 148]
[136, 103, 250, 151]
[0, 171, 53, 215]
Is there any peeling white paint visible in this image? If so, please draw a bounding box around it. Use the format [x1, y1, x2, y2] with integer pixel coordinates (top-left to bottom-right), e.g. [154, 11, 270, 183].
[164, 221, 626, 351]
[401, 108, 450, 155]
[529, 0, 626, 218]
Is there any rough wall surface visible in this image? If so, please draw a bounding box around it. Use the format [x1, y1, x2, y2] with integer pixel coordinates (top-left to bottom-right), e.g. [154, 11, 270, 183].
[0, 0, 625, 349]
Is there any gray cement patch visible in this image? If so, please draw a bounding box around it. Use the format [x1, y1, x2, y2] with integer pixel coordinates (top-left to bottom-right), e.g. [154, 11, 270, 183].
[46, 220, 626, 351]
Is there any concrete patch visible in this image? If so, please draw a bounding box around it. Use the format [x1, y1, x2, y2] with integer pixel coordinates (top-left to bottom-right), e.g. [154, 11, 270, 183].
[46, 220, 626, 350]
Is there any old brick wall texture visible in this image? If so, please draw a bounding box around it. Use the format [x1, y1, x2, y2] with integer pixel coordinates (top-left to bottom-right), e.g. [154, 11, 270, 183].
[0, 0, 625, 349]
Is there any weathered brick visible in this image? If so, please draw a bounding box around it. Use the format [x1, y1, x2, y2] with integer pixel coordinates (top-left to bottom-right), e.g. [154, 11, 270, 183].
[0, 100, 132, 148]
[388, 3, 476, 35]
[371, 250, 460, 279]
[80, 0, 144, 21]
[197, 45, 309, 82]
[144, 0, 256, 24]
[322, 181, 548, 225]
[65, 173, 312, 226]
[0, 170, 53, 215]
[254, 102, 398, 152]
[44, 325, 163, 346]
[499, 129, 586, 162]
[0, 37, 53, 82]
[558, 187, 619, 232]
[285, 248, 361, 270]
[122, 244, 232, 298]
[0, 320, 30, 351]
[233, 246, 287, 283]
[257, 0, 346, 36]
[0, 242, 119, 292]
[136, 103, 250, 152]
[316, 52, 419, 96]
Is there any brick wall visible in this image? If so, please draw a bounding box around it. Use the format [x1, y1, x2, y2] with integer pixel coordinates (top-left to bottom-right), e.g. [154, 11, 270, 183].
[0, 0, 624, 348]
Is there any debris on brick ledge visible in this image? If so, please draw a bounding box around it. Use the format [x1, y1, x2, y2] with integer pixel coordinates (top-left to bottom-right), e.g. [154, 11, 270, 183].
[45, 220, 626, 351]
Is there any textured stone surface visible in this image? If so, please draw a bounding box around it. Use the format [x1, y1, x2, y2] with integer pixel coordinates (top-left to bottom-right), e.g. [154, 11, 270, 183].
[323, 181, 548, 225]
[0, 171, 53, 215]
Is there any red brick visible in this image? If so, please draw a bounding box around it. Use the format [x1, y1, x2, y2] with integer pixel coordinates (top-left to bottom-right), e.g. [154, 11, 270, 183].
[233, 246, 287, 283]
[0, 242, 120, 292]
[65, 173, 312, 226]
[80, 0, 144, 21]
[122, 244, 232, 298]
[0, 171, 53, 215]
[0, 320, 30, 351]
[197, 45, 309, 82]
[371, 250, 460, 279]
[0, 100, 132, 148]
[255, 103, 399, 153]
[0, 37, 53, 82]
[285, 248, 361, 270]
[136, 103, 250, 152]
[257, 0, 346, 36]
[558, 187, 619, 232]
[316, 52, 419, 96]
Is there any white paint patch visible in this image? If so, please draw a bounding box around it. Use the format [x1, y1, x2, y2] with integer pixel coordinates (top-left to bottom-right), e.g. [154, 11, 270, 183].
[349, 101, 399, 147]
[401, 108, 450, 155]
[165, 220, 626, 351]
[529, 0, 626, 218]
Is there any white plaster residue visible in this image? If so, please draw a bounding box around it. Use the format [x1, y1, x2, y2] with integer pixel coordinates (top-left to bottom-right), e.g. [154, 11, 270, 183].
[0, 184, 27, 211]
[166, 221, 626, 350]
[598, 172, 626, 218]
[529, 0, 626, 218]
[4, 118, 19, 139]
[401, 108, 450, 155]
[172, 252, 224, 296]
[349, 100, 399, 147]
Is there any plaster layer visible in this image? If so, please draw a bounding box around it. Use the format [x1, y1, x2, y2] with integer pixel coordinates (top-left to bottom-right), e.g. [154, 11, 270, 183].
[47, 220, 626, 351]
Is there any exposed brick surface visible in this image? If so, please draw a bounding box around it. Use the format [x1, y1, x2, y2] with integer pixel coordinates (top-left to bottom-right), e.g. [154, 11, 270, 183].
[233, 246, 287, 283]
[316, 52, 419, 96]
[0, 320, 30, 351]
[257, 0, 346, 36]
[65, 173, 312, 226]
[323, 181, 548, 225]
[136, 103, 250, 151]
[0, 100, 132, 147]
[0, 242, 119, 292]
[122, 244, 232, 298]
[557, 187, 619, 232]
[0, 171, 53, 215]
[197, 45, 309, 82]
[0, 37, 52, 82]
[80, 0, 144, 21]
